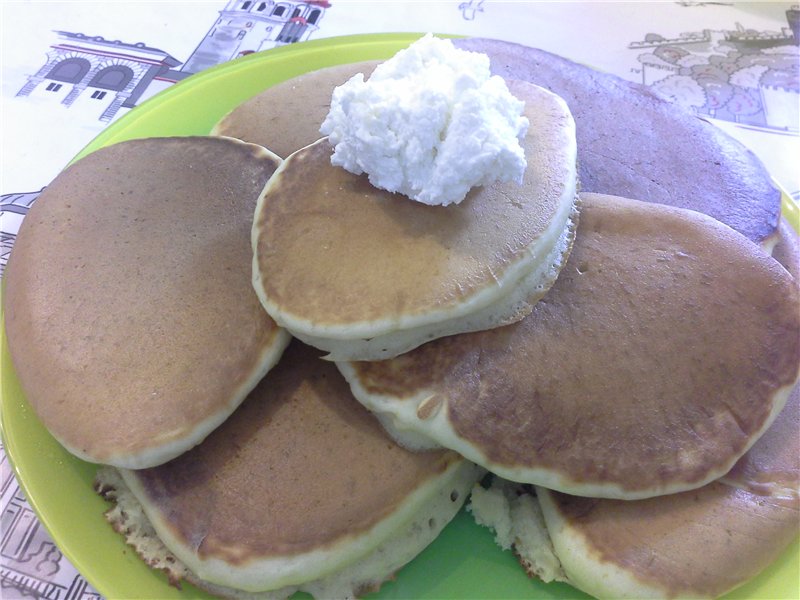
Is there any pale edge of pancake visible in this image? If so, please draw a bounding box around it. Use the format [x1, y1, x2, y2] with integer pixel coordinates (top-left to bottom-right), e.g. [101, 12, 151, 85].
[535, 485, 694, 600]
[57, 329, 291, 469]
[301, 193, 579, 362]
[337, 356, 799, 500]
[468, 478, 567, 585]
[468, 478, 665, 599]
[471, 470, 799, 600]
[251, 88, 579, 361]
[95, 460, 483, 596]
[762, 231, 780, 255]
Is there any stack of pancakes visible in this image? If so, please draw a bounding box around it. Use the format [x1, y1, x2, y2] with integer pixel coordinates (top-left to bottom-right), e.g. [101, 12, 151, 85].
[3, 37, 798, 599]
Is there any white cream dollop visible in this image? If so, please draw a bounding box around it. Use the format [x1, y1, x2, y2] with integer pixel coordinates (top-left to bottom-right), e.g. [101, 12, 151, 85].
[319, 34, 529, 207]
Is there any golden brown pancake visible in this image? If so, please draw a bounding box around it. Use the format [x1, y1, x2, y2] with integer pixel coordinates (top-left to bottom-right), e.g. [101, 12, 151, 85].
[469, 214, 800, 599]
[252, 80, 579, 361]
[100, 341, 482, 596]
[536, 380, 799, 599]
[453, 38, 782, 248]
[3, 136, 289, 469]
[339, 193, 800, 499]
[211, 61, 379, 158]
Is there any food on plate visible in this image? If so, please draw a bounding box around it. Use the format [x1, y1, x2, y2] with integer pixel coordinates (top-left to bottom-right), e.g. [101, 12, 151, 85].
[319, 34, 530, 207]
[338, 193, 800, 499]
[3, 136, 290, 469]
[469, 381, 799, 599]
[211, 61, 381, 159]
[251, 79, 579, 361]
[213, 39, 781, 249]
[95, 341, 482, 599]
[3, 33, 797, 600]
[453, 38, 782, 249]
[772, 217, 800, 277]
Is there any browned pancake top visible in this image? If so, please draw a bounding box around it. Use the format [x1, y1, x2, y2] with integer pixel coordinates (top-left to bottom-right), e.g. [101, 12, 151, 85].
[129, 341, 462, 562]
[453, 38, 781, 246]
[253, 80, 575, 327]
[352, 193, 800, 495]
[213, 61, 380, 158]
[545, 383, 799, 598]
[4, 137, 283, 464]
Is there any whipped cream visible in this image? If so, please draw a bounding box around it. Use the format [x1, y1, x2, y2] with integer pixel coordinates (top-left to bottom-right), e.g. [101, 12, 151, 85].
[320, 34, 529, 207]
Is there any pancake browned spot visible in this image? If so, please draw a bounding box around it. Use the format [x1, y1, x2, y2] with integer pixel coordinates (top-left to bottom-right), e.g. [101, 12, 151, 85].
[252, 80, 579, 361]
[3, 136, 290, 469]
[212, 61, 380, 159]
[99, 341, 482, 596]
[453, 38, 781, 248]
[339, 193, 800, 499]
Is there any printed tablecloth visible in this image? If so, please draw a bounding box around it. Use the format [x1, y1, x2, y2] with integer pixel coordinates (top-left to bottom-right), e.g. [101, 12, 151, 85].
[1, 2, 798, 598]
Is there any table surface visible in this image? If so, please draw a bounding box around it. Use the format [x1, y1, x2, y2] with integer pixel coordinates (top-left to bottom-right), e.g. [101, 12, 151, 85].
[1, 2, 798, 598]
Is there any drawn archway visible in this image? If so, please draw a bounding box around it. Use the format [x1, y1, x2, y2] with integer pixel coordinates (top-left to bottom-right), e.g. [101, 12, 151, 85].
[89, 65, 134, 91]
[47, 57, 91, 83]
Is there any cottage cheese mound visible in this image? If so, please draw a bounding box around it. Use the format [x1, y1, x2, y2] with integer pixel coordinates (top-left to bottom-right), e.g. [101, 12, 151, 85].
[320, 34, 529, 206]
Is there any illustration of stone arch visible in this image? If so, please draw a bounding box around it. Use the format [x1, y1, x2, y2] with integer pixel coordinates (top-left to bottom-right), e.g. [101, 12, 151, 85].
[85, 60, 146, 121]
[89, 64, 135, 91]
[16, 51, 96, 98]
[46, 57, 91, 83]
[39, 51, 104, 107]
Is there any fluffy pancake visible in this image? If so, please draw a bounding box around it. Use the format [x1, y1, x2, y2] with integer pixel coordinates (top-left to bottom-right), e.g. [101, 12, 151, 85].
[96, 341, 482, 597]
[252, 79, 579, 361]
[3, 136, 289, 469]
[534, 380, 799, 599]
[453, 38, 782, 248]
[211, 61, 380, 159]
[468, 230, 800, 598]
[339, 193, 800, 499]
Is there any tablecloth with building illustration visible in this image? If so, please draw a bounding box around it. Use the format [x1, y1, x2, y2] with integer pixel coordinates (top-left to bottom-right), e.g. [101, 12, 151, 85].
[1, 2, 798, 598]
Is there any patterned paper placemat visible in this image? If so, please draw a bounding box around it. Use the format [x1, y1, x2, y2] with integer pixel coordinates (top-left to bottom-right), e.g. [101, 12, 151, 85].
[2, 2, 797, 598]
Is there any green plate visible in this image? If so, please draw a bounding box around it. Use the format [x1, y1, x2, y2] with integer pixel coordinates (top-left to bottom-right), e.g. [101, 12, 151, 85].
[1, 33, 798, 600]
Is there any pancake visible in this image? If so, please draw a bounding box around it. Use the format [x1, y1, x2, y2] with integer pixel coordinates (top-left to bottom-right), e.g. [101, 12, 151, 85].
[95, 341, 482, 597]
[453, 38, 781, 248]
[533, 380, 800, 599]
[3, 136, 290, 469]
[338, 193, 800, 499]
[211, 61, 380, 159]
[468, 222, 800, 596]
[251, 79, 579, 361]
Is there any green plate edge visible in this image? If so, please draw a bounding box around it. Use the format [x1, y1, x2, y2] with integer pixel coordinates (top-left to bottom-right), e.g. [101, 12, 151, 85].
[1, 32, 798, 600]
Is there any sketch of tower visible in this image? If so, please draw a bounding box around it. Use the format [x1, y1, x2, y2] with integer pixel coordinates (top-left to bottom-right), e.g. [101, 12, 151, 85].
[181, 0, 331, 74]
